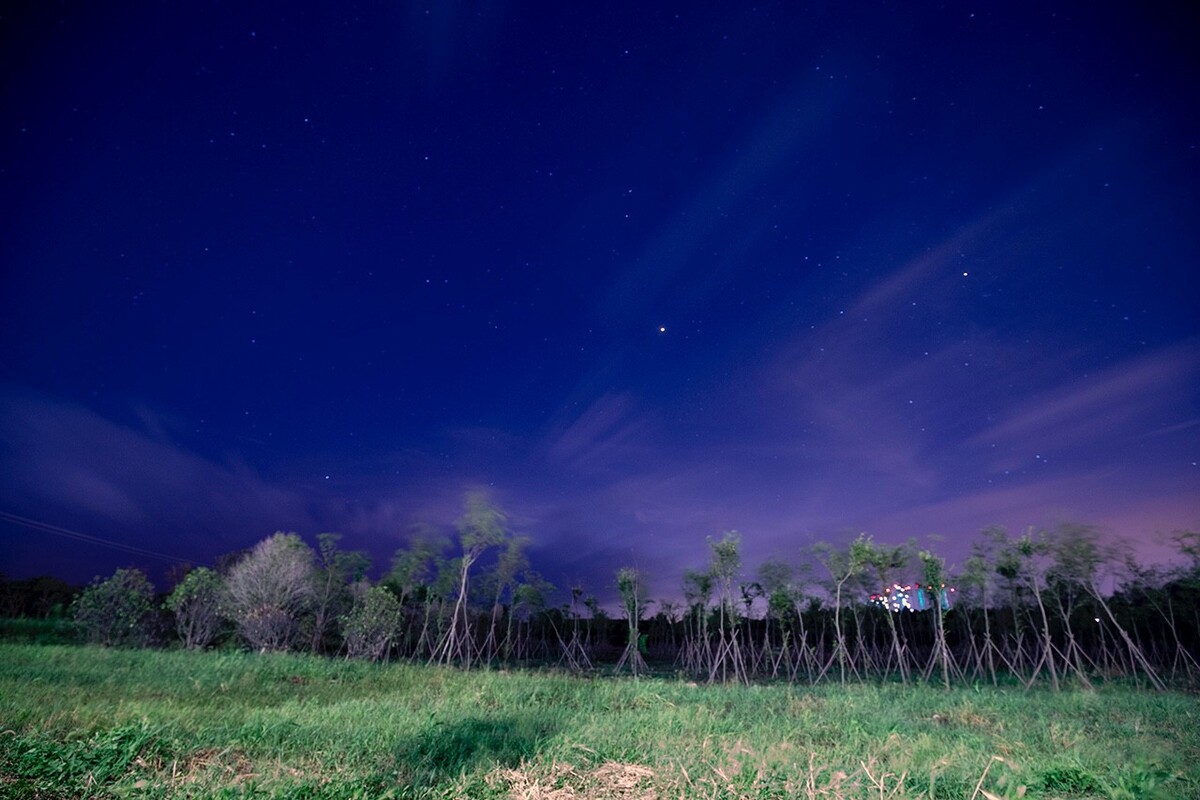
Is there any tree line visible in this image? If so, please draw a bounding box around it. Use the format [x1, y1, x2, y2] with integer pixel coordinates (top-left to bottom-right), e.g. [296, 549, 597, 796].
[5, 491, 1198, 690]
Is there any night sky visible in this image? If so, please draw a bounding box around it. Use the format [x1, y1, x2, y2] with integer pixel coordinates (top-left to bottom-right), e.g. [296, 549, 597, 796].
[2, 3, 1197, 597]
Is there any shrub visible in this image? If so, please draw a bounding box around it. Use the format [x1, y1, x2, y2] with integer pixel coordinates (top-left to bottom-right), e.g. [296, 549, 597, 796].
[164, 567, 224, 649]
[72, 568, 156, 647]
[342, 584, 404, 661]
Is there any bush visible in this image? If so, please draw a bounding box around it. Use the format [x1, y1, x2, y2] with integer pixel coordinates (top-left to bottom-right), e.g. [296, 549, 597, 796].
[164, 567, 224, 649]
[72, 568, 156, 647]
[342, 584, 404, 661]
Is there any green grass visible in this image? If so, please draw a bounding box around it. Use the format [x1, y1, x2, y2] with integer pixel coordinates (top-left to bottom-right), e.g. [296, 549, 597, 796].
[0, 644, 1196, 798]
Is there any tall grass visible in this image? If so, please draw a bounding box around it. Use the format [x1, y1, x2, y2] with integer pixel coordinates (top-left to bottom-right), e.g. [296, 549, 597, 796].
[1, 643, 1194, 798]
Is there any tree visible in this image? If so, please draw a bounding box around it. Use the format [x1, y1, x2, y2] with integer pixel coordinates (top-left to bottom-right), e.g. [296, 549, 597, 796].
[1119, 540, 1200, 684]
[342, 584, 404, 661]
[1, 575, 78, 618]
[1012, 529, 1061, 690]
[814, 534, 872, 685]
[758, 557, 795, 648]
[708, 531, 749, 684]
[784, 560, 820, 682]
[73, 568, 156, 647]
[307, 533, 370, 653]
[861, 537, 915, 684]
[1048, 523, 1165, 691]
[386, 527, 450, 657]
[656, 598, 682, 650]
[386, 528, 444, 608]
[962, 529, 1014, 686]
[919, 549, 958, 689]
[417, 552, 459, 658]
[614, 566, 649, 676]
[224, 533, 316, 652]
[165, 567, 224, 650]
[681, 567, 714, 677]
[510, 571, 555, 661]
[482, 534, 530, 662]
[986, 526, 1033, 676]
[431, 491, 509, 667]
[557, 583, 595, 672]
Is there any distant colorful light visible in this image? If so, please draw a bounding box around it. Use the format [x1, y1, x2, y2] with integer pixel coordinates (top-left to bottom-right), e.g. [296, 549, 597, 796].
[868, 583, 955, 612]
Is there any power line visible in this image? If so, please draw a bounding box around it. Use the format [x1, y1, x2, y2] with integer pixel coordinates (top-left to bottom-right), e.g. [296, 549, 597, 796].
[0, 510, 208, 566]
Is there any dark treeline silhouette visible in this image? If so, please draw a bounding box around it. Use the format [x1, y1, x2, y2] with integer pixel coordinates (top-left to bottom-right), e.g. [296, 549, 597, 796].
[0, 574, 78, 619]
[4, 493, 1198, 691]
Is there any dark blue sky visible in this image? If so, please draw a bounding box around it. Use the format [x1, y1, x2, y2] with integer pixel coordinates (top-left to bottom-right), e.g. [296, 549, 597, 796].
[2, 2, 1197, 595]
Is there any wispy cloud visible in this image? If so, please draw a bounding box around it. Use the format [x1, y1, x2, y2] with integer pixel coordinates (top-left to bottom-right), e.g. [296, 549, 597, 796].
[0, 388, 320, 569]
[971, 342, 1200, 450]
[542, 392, 658, 476]
[601, 76, 844, 323]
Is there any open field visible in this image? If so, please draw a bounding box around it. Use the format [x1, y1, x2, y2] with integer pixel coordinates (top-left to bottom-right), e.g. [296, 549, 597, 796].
[0, 644, 1196, 799]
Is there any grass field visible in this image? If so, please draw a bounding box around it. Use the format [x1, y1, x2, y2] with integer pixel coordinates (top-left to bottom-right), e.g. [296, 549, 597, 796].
[0, 644, 1196, 799]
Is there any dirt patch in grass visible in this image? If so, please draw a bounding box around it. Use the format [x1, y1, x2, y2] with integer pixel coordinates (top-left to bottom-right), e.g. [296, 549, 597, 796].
[494, 761, 657, 800]
[492, 753, 880, 800]
[930, 705, 997, 731]
[170, 747, 258, 785]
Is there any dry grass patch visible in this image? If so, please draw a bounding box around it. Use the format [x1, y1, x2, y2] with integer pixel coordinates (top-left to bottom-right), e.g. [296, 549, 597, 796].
[128, 747, 343, 794]
[493, 760, 657, 800]
[489, 752, 916, 800]
[927, 701, 998, 732]
[170, 747, 258, 785]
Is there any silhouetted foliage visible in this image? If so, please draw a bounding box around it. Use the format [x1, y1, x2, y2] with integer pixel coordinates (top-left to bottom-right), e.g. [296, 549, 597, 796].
[342, 583, 404, 661]
[164, 567, 224, 650]
[0, 574, 79, 618]
[73, 568, 156, 647]
[11, 522, 1199, 692]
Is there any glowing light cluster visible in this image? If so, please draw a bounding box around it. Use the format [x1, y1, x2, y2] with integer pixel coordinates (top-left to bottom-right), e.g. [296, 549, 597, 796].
[868, 583, 955, 613]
